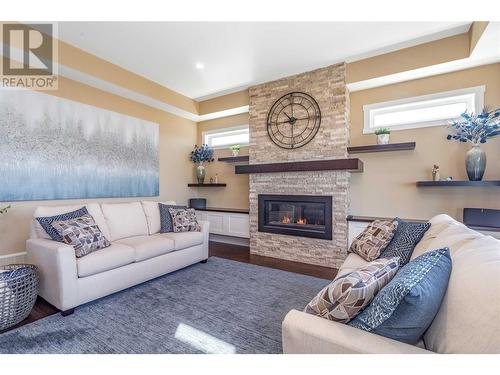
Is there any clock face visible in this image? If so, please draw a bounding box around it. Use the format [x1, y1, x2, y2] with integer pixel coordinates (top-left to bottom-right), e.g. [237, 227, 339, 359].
[266, 92, 321, 149]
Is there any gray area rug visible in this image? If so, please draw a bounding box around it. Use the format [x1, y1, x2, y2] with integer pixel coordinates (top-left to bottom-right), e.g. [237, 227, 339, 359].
[0, 257, 328, 354]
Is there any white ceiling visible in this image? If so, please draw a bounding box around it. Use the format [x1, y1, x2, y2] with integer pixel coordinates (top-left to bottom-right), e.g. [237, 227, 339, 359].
[58, 22, 471, 100]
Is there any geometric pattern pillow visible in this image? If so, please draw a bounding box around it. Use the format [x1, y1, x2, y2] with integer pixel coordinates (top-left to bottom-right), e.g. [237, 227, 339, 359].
[36, 206, 89, 242]
[349, 248, 452, 344]
[168, 208, 201, 233]
[304, 257, 400, 323]
[378, 218, 431, 266]
[349, 219, 398, 261]
[159, 203, 187, 233]
[51, 214, 111, 258]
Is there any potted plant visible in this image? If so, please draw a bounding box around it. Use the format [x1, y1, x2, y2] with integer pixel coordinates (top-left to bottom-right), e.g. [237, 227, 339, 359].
[374, 128, 391, 145]
[447, 107, 500, 181]
[190, 144, 214, 184]
[229, 144, 241, 157]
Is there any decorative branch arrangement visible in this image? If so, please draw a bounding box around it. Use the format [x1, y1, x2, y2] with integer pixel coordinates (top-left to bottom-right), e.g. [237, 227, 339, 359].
[190, 144, 215, 164]
[447, 107, 500, 144]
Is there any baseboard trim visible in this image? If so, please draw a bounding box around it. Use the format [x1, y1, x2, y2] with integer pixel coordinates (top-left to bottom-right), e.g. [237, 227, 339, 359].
[209, 234, 250, 247]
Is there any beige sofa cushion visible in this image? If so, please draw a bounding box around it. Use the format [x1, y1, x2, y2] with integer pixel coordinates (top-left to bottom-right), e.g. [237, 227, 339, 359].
[116, 235, 175, 262]
[32, 203, 110, 240]
[414, 214, 500, 354]
[337, 253, 369, 278]
[77, 243, 135, 277]
[158, 231, 204, 250]
[101, 202, 149, 241]
[141, 200, 176, 235]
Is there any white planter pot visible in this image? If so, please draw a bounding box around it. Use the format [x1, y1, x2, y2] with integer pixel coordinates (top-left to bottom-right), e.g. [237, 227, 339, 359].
[231, 149, 240, 157]
[377, 134, 390, 145]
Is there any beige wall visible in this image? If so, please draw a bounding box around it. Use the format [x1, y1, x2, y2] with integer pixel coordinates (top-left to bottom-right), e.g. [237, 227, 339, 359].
[0, 76, 197, 256]
[192, 63, 500, 222]
[194, 113, 250, 209]
[349, 63, 500, 220]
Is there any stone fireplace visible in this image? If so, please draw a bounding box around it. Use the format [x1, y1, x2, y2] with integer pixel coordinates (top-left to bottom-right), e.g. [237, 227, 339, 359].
[248, 63, 350, 269]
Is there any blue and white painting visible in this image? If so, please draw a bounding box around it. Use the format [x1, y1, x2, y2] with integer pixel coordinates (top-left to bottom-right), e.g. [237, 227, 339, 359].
[0, 90, 159, 201]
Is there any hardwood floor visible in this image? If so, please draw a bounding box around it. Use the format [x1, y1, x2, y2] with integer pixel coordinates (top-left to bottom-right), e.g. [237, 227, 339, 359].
[1, 241, 337, 334]
[209, 241, 338, 280]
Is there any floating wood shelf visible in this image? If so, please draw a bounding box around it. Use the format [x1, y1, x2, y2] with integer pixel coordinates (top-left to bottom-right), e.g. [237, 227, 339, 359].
[416, 180, 500, 187]
[217, 156, 250, 163]
[347, 142, 416, 154]
[235, 158, 363, 174]
[188, 183, 227, 187]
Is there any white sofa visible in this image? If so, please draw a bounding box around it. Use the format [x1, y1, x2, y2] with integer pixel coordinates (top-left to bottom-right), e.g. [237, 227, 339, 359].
[26, 201, 209, 314]
[282, 214, 500, 354]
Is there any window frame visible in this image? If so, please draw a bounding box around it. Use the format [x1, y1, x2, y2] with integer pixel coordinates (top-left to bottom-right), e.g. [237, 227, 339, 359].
[363, 85, 485, 134]
[202, 124, 250, 149]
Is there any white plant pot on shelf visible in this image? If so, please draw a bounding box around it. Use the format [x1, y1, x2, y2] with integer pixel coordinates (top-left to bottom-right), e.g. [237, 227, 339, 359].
[231, 149, 240, 157]
[377, 134, 390, 145]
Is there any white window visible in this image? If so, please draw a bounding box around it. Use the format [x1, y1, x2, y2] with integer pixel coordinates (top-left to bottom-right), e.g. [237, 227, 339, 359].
[363, 86, 485, 134]
[203, 125, 249, 149]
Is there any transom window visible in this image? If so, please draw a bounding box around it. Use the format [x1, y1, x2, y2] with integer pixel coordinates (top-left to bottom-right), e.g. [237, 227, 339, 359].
[363, 86, 485, 134]
[203, 125, 249, 149]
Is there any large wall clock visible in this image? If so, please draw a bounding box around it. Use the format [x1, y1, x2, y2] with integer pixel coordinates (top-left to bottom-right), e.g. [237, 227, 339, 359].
[266, 92, 321, 149]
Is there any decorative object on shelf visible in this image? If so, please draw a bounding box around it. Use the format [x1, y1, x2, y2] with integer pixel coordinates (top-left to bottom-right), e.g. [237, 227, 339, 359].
[190, 144, 214, 184]
[445, 177, 453, 181]
[0, 205, 10, 215]
[214, 174, 219, 184]
[209, 177, 214, 184]
[0, 264, 39, 331]
[267, 92, 321, 149]
[447, 107, 500, 181]
[229, 144, 241, 157]
[374, 128, 391, 145]
[432, 165, 440, 181]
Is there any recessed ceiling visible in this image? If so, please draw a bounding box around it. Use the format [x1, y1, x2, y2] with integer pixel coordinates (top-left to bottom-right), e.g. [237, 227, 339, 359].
[58, 22, 471, 100]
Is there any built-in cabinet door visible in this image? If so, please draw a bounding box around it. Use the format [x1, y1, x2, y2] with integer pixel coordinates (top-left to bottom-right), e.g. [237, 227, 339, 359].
[195, 210, 250, 238]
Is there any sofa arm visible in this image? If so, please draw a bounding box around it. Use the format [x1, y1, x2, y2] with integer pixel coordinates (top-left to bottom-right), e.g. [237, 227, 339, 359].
[26, 238, 78, 311]
[282, 309, 432, 354]
[199, 220, 210, 259]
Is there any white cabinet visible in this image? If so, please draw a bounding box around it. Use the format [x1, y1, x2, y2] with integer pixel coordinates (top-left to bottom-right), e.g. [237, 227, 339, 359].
[195, 210, 250, 238]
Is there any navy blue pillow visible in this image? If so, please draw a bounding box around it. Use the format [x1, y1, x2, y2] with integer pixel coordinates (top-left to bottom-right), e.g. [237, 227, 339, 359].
[36, 207, 89, 242]
[379, 218, 430, 266]
[349, 248, 452, 344]
[159, 203, 187, 233]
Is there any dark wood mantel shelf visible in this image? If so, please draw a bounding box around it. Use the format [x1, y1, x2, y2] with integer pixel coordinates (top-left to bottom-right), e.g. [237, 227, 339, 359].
[235, 158, 363, 174]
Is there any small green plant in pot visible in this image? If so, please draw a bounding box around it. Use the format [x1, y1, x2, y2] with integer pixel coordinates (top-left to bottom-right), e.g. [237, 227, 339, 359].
[190, 144, 214, 184]
[229, 144, 241, 157]
[374, 127, 391, 145]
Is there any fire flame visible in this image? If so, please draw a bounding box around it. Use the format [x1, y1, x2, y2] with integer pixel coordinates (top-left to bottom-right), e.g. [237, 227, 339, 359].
[281, 215, 291, 224]
[297, 218, 306, 225]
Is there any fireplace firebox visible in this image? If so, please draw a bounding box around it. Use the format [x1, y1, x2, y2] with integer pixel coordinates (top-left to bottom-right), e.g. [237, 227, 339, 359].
[258, 194, 332, 240]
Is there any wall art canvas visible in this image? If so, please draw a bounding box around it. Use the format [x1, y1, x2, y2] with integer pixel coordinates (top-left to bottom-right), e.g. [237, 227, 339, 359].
[0, 90, 159, 201]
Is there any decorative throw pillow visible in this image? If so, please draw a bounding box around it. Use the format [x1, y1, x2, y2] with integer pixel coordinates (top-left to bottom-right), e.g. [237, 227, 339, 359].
[304, 257, 400, 323]
[51, 214, 111, 258]
[349, 248, 452, 344]
[168, 208, 201, 233]
[36, 206, 89, 242]
[349, 219, 398, 261]
[378, 218, 431, 266]
[159, 204, 187, 233]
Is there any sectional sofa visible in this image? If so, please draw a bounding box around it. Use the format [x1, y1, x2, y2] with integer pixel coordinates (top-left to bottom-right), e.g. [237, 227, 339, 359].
[26, 201, 209, 314]
[282, 214, 500, 354]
